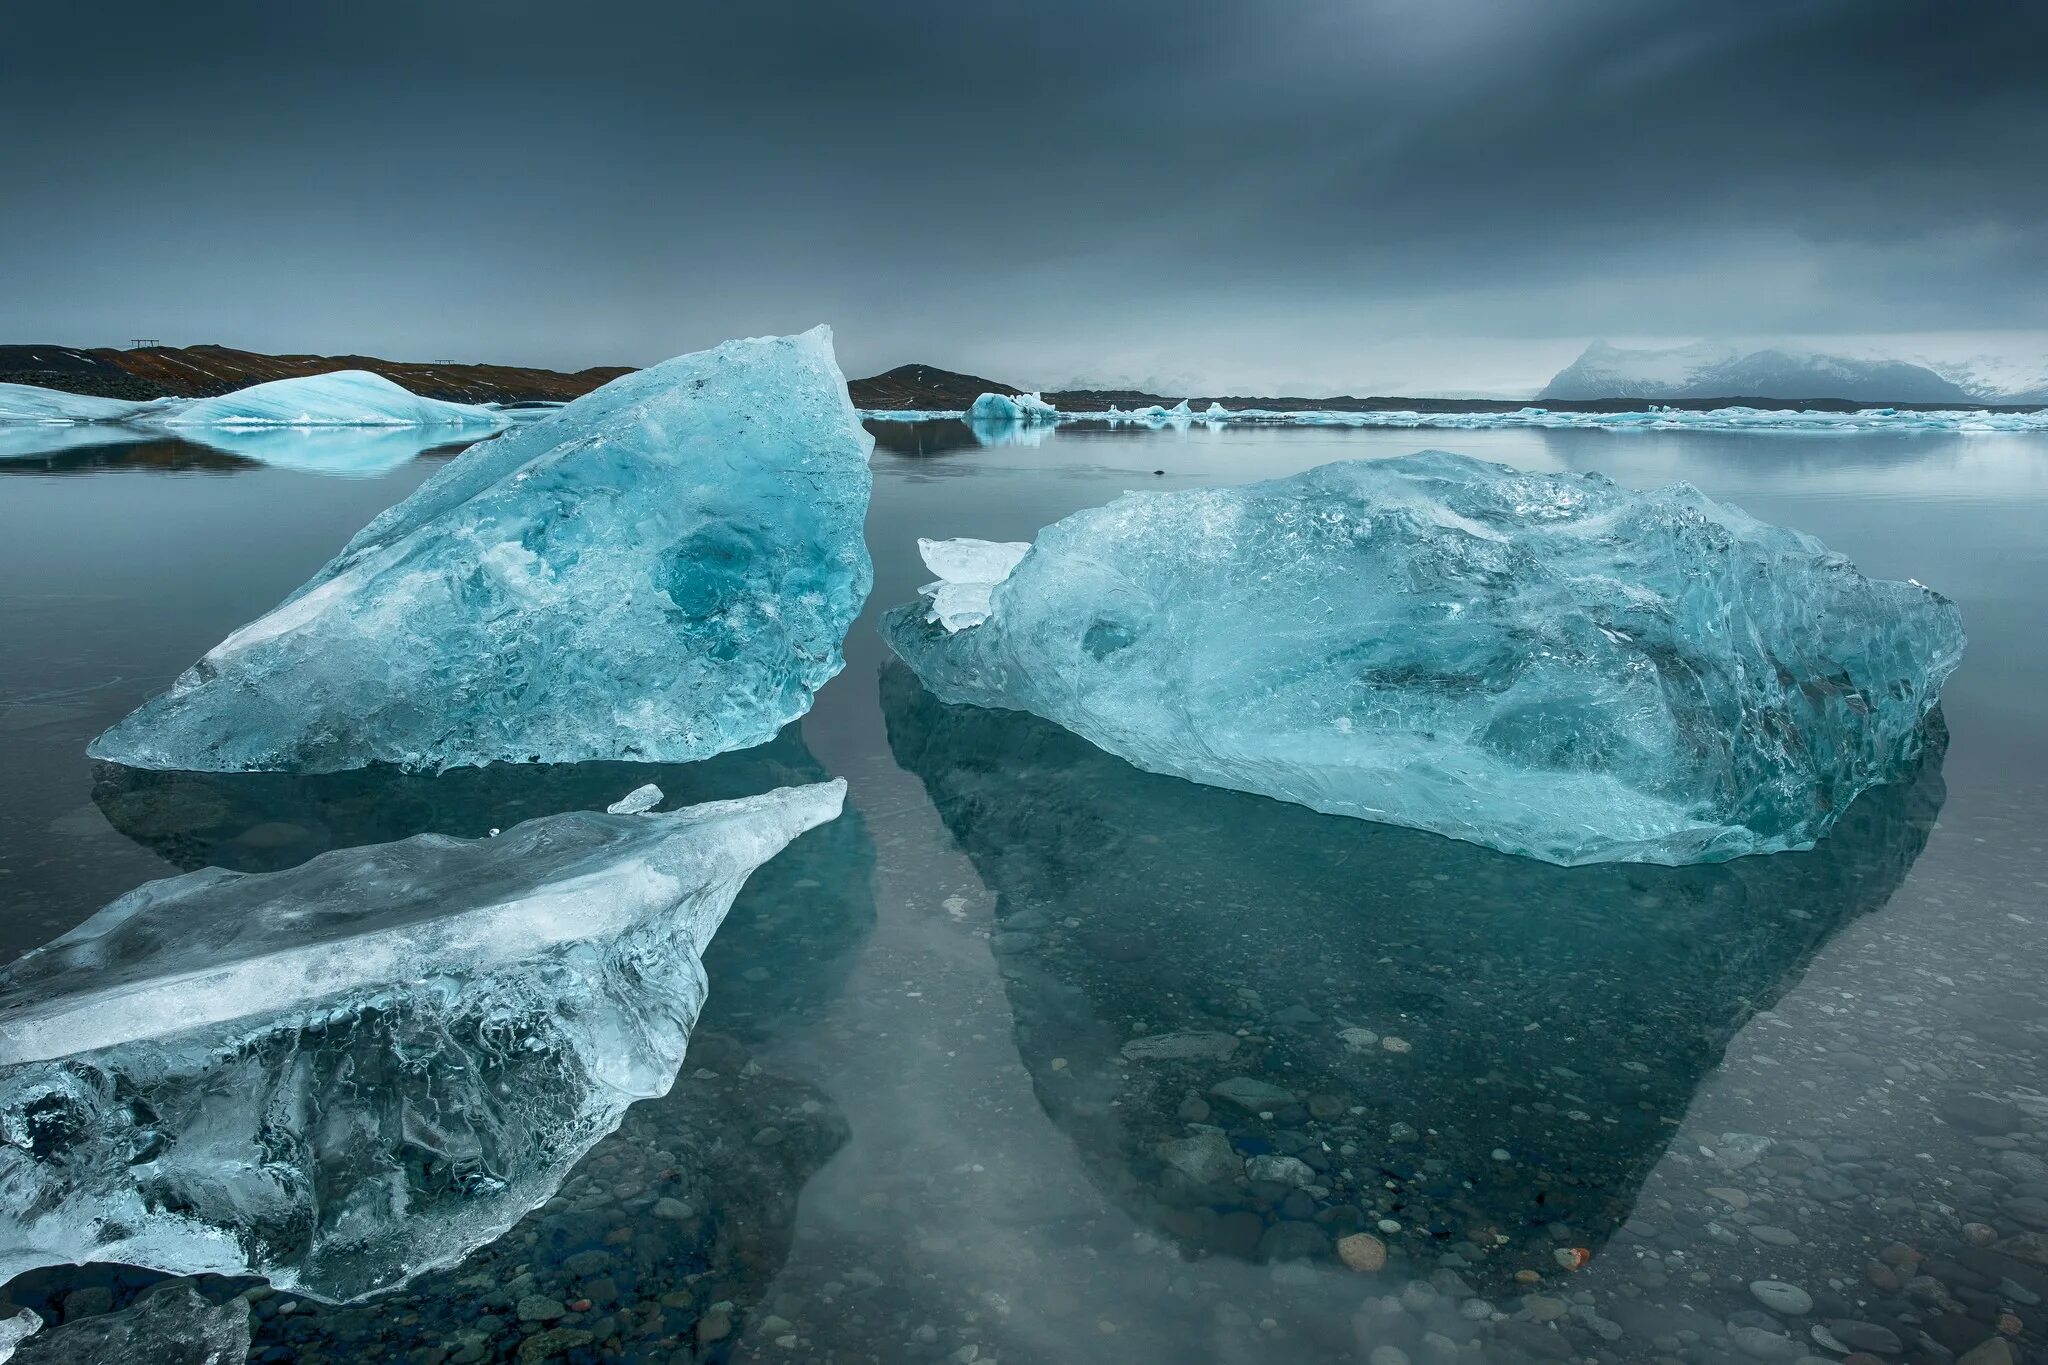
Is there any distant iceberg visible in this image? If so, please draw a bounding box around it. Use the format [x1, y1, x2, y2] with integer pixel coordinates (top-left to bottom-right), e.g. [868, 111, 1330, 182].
[89, 327, 874, 772]
[883, 451, 1964, 866]
[0, 781, 845, 1301]
[140, 369, 507, 430]
[858, 402, 2048, 432]
[967, 390, 1059, 424]
[0, 382, 166, 425]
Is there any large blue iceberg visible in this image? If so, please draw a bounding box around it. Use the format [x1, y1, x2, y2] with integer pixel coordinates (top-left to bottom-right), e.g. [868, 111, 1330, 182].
[883, 451, 1964, 865]
[89, 327, 874, 772]
[0, 780, 845, 1301]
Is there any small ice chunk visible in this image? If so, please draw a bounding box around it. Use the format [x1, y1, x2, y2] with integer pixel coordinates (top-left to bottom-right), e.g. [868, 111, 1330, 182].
[916, 536, 1031, 632]
[9, 1287, 246, 1365]
[0, 780, 844, 1300]
[0, 1310, 41, 1365]
[607, 782, 665, 814]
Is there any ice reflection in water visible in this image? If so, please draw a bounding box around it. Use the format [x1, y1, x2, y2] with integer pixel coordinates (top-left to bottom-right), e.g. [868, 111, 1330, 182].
[882, 662, 1946, 1291]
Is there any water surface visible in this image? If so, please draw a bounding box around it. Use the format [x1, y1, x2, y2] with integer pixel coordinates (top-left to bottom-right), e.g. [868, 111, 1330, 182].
[1, 420, 2044, 1363]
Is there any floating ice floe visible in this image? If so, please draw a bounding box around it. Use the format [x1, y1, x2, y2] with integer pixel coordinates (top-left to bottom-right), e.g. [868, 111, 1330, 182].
[0, 781, 845, 1301]
[855, 402, 2048, 432]
[917, 537, 1033, 632]
[966, 391, 1059, 424]
[5, 1286, 249, 1365]
[883, 451, 1964, 866]
[89, 327, 874, 772]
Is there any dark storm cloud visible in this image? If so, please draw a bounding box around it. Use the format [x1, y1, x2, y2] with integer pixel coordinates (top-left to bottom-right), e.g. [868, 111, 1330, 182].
[3, 0, 2042, 391]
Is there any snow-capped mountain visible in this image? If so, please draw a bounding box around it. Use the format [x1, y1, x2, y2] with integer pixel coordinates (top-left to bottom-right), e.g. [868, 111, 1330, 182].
[1540, 341, 1978, 404]
[1914, 353, 2048, 406]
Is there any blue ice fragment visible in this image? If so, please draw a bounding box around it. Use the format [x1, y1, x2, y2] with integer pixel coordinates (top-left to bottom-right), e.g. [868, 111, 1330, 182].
[884, 451, 1965, 866]
[967, 390, 1059, 424]
[89, 327, 874, 772]
[0, 781, 845, 1301]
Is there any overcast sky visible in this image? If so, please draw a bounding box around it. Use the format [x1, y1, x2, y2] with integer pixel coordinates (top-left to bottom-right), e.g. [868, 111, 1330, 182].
[4, 0, 2043, 394]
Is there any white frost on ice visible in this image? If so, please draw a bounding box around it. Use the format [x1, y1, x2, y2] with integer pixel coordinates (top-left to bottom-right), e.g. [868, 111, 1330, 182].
[917, 536, 1032, 632]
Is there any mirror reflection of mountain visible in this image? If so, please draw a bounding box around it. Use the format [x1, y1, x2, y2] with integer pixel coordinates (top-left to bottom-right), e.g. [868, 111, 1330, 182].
[864, 418, 984, 459]
[1, 1029, 846, 1365]
[91, 724, 875, 1043]
[0, 434, 257, 475]
[881, 663, 1947, 1291]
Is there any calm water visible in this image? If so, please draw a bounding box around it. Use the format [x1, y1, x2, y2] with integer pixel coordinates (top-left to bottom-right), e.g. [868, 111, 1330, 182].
[2, 420, 2046, 1364]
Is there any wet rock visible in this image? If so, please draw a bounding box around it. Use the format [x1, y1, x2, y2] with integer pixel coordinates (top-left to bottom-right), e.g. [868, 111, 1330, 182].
[1338, 1233, 1388, 1272]
[1751, 1281, 1814, 1316]
[1824, 1320, 1903, 1354]
[1157, 1129, 1241, 1185]
[1121, 1031, 1239, 1062]
[1245, 1154, 1316, 1188]
[1941, 1093, 2022, 1135]
[1257, 1220, 1331, 1262]
[514, 1296, 565, 1324]
[1210, 1076, 1295, 1111]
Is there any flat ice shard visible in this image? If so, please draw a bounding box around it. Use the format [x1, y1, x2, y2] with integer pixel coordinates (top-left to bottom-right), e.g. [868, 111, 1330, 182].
[89, 327, 874, 772]
[967, 390, 1059, 424]
[916, 536, 1031, 632]
[882, 451, 1965, 865]
[141, 370, 508, 431]
[0, 780, 845, 1300]
[9, 1286, 249, 1365]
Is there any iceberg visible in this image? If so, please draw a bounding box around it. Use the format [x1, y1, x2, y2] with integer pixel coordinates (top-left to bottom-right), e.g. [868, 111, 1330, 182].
[0, 383, 166, 425]
[916, 537, 1032, 631]
[882, 451, 1964, 865]
[141, 370, 507, 430]
[0, 780, 845, 1301]
[7, 1286, 249, 1365]
[966, 390, 1059, 424]
[89, 327, 875, 772]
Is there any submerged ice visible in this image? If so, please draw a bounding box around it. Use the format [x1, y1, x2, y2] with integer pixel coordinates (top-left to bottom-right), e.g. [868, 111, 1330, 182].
[89, 327, 874, 772]
[884, 451, 1965, 865]
[0, 781, 845, 1301]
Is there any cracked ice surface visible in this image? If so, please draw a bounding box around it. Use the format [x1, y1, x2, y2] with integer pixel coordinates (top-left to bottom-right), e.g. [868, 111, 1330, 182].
[0, 781, 844, 1301]
[883, 451, 1964, 866]
[89, 328, 874, 772]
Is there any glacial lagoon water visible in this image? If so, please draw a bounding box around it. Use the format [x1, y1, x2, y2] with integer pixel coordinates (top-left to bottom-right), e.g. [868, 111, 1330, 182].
[1, 419, 2046, 1363]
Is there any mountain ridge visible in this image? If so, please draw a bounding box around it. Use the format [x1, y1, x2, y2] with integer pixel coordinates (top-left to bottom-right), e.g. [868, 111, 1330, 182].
[5, 342, 2043, 412]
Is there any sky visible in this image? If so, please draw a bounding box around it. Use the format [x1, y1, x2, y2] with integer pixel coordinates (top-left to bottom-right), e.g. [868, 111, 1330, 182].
[3, 0, 2044, 396]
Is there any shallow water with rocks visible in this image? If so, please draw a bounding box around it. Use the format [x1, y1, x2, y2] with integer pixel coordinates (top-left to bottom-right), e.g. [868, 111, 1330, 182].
[2, 420, 2045, 1363]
